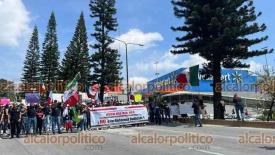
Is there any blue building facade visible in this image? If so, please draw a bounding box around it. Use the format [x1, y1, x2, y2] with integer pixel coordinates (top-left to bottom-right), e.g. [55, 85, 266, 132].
[147, 68, 258, 93]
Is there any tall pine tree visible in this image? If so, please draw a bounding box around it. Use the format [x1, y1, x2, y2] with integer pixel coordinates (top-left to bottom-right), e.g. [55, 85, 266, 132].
[22, 26, 40, 83]
[41, 12, 60, 86]
[89, 0, 122, 103]
[60, 12, 90, 84]
[171, 0, 273, 119]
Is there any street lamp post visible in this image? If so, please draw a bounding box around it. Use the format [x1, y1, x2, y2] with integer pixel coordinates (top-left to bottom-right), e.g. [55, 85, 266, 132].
[108, 37, 144, 104]
[154, 61, 159, 91]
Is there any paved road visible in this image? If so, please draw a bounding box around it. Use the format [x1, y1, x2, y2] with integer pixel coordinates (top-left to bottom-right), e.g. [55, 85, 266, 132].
[1, 124, 275, 155]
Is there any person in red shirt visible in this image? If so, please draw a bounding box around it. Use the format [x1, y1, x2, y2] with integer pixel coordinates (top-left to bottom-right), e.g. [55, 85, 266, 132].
[36, 106, 44, 135]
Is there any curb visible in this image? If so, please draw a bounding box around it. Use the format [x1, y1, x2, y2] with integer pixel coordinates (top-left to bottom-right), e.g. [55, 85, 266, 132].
[179, 118, 275, 129]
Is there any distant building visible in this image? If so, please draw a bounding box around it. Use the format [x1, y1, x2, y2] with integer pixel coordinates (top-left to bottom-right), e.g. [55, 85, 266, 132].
[147, 68, 258, 93]
[145, 68, 262, 106]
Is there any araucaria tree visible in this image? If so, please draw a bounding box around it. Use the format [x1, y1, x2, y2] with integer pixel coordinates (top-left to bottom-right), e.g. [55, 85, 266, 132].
[60, 12, 90, 84]
[89, 0, 122, 103]
[171, 0, 273, 119]
[22, 26, 40, 83]
[41, 12, 60, 86]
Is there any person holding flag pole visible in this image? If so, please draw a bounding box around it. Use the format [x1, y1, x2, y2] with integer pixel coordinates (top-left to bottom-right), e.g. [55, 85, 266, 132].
[63, 72, 81, 107]
[176, 65, 203, 126]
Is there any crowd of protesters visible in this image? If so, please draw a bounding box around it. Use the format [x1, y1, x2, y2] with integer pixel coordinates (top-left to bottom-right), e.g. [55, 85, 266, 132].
[148, 98, 171, 125]
[0, 100, 94, 139]
[148, 96, 208, 127]
[148, 93, 249, 127]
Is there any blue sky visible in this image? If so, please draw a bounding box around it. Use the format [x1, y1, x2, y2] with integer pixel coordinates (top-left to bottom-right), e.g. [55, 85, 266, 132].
[0, 0, 274, 84]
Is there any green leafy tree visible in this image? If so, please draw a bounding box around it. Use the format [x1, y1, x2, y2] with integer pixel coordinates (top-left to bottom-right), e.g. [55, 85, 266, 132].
[171, 0, 273, 119]
[41, 12, 60, 87]
[22, 26, 40, 83]
[257, 67, 275, 121]
[60, 12, 90, 84]
[89, 0, 123, 103]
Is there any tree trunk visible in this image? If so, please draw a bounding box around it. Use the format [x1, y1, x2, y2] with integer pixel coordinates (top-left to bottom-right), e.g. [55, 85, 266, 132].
[267, 98, 274, 121]
[212, 61, 223, 119]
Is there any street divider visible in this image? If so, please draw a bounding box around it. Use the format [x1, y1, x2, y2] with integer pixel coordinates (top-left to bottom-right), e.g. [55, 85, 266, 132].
[179, 118, 275, 129]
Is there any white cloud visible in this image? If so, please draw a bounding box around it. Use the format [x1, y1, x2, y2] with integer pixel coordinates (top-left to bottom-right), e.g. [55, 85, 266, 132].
[112, 29, 163, 52]
[181, 54, 207, 68]
[129, 76, 148, 85]
[129, 76, 148, 91]
[133, 50, 207, 74]
[248, 60, 263, 73]
[0, 0, 31, 46]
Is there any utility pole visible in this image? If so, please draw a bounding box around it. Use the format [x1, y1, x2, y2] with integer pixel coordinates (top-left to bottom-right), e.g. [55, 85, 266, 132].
[154, 61, 159, 92]
[107, 36, 144, 104]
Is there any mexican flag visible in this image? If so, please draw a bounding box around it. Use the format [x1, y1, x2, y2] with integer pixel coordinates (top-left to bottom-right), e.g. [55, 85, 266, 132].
[63, 73, 81, 106]
[176, 65, 199, 86]
[39, 77, 46, 93]
[47, 91, 53, 105]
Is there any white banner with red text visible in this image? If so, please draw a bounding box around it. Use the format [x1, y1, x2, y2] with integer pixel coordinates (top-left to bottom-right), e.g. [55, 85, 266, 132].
[90, 104, 149, 127]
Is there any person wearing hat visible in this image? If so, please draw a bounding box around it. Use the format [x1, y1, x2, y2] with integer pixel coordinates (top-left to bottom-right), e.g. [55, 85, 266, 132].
[9, 102, 21, 138]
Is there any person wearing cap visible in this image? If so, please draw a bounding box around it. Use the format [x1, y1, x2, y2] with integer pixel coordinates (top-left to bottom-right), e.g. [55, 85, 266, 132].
[9, 103, 21, 138]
